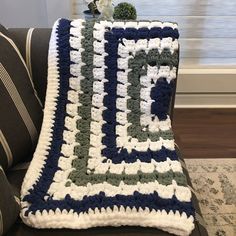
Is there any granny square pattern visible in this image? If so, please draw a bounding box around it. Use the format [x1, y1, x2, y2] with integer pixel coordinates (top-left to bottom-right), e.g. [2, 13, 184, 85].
[21, 19, 195, 236]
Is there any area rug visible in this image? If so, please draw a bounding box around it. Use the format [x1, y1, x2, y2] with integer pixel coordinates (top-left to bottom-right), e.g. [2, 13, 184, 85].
[185, 158, 236, 236]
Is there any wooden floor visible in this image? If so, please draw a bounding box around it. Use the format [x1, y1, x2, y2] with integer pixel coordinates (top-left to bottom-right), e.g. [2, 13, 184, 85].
[172, 109, 236, 159]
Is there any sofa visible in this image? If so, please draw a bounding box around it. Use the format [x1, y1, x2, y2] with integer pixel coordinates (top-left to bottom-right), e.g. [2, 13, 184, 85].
[1, 27, 208, 236]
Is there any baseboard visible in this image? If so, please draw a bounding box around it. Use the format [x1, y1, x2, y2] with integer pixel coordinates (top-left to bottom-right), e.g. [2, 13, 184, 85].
[175, 68, 236, 108]
[175, 93, 236, 108]
[177, 69, 236, 93]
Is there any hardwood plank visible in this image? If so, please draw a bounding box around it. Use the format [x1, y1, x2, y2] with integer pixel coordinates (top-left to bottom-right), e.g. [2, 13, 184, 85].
[173, 109, 236, 158]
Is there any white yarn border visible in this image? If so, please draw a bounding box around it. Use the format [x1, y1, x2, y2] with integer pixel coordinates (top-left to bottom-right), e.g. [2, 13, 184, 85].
[21, 206, 194, 236]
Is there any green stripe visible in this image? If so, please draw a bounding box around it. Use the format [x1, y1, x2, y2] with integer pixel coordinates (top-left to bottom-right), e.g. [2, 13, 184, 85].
[146, 49, 178, 68]
[70, 21, 94, 178]
[127, 50, 176, 141]
[69, 166, 187, 186]
[74, 20, 95, 159]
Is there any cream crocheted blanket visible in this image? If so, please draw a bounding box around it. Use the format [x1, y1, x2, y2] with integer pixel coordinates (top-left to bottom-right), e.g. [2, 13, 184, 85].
[21, 19, 195, 236]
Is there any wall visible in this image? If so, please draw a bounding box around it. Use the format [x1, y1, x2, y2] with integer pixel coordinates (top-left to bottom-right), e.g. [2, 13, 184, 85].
[0, 0, 71, 28]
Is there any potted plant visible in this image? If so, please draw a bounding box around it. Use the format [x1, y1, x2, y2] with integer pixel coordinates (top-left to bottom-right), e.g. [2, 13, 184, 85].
[113, 2, 137, 20]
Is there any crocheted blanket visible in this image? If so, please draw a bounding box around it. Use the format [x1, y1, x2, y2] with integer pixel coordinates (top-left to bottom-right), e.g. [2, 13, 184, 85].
[21, 19, 195, 236]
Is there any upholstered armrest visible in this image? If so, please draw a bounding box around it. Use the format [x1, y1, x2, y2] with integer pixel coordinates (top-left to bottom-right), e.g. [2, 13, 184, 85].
[0, 166, 20, 235]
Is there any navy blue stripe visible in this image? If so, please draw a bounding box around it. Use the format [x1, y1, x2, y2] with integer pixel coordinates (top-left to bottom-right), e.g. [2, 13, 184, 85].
[102, 147, 178, 164]
[23, 18, 72, 208]
[151, 79, 174, 120]
[101, 27, 178, 164]
[24, 191, 194, 217]
[101, 29, 119, 162]
[111, 26, 179, 40]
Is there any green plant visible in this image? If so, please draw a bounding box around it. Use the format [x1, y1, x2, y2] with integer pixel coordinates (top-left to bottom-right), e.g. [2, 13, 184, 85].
[113, 2, 137, 20]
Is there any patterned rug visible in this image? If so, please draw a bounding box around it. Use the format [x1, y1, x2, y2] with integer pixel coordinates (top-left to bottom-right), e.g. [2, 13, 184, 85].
[185, 158, 236, 236]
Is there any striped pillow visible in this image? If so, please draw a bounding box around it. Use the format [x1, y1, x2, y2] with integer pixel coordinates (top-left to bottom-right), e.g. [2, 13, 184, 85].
[0, 166, 20, 235]
[0, 25, 43, 170]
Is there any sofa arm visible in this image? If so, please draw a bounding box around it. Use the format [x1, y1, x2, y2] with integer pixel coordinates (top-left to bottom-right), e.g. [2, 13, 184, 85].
[0, 166, 20, 235]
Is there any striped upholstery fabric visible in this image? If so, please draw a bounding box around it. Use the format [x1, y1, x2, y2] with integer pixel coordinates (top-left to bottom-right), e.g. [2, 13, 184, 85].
[0, 25, 43, 170]
[0, 166, 20, 235]
[8, 28, 52, 106]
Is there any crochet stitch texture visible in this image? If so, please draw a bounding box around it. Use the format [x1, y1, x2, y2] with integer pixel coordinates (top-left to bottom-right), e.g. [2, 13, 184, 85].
[21, 18, 195, 236]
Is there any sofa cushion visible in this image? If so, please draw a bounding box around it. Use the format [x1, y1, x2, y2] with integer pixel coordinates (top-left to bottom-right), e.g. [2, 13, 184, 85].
[0, 166, 20, 235]
[8, 28, 52, 106]
[0, 24, 43, 170]
[6, 224, 204, 236]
